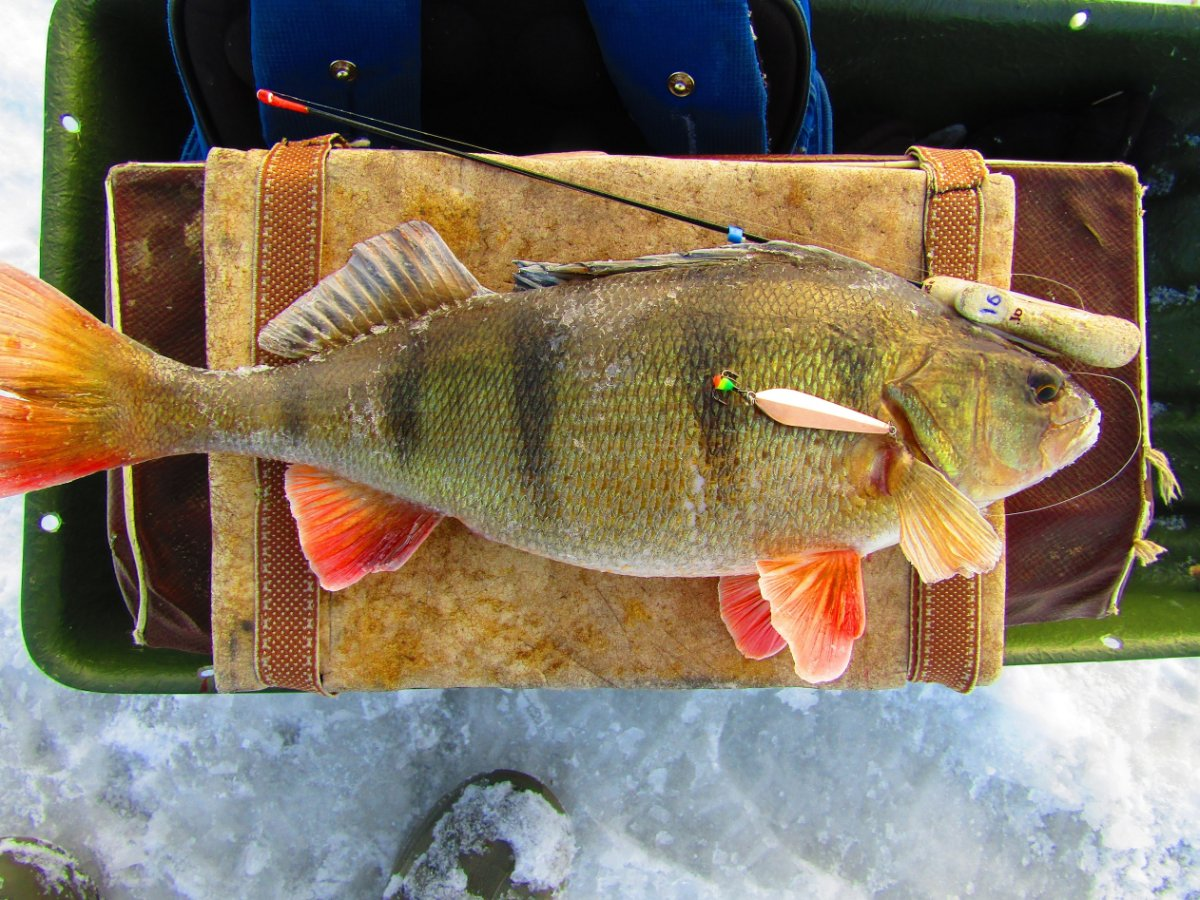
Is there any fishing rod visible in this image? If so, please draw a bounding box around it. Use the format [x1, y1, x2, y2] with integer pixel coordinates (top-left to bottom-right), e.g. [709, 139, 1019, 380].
[257, 89, 768, 244]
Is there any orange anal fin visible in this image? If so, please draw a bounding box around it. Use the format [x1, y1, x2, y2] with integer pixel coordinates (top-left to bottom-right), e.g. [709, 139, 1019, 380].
[757, 549, 866, 684]
[284, 464, 443, 592]
[718, 574, 787, 660]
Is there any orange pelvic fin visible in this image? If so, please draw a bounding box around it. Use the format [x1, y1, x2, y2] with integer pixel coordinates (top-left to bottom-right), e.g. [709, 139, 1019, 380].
[0, 264, 156, 497]
[718, 573, 787, 660]
[756, 549, 866, 684]
[284, 464, 444, 591]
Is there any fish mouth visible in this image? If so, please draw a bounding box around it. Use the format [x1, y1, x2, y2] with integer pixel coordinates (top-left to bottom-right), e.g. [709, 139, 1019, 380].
[1042, 403, 1102, 470]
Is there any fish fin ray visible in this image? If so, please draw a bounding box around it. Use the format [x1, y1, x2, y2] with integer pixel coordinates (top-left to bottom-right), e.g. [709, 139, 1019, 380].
[512, 242, 852, 290]
[513, 242, 901, 290]
[757, 549, 865, 684]
[513, 247, 754, 289]
[259, 221, 493, 358]
[893, 455, 1002, 583]
[284, 464, 443, 591]
[718, 574, 787, 660]
[0, 264, 165, 496]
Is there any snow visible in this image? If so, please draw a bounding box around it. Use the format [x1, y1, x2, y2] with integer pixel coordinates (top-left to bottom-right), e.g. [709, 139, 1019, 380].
[3, 1, 1200, 897]
[0, 835, 98, 895]
[385, 780, 575, 899]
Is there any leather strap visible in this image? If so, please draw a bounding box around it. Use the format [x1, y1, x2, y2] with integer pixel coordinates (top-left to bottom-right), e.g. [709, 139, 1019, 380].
[252, 136, 341, 694]
[910, 145, 989, 279]
[907, 145, 997, 693]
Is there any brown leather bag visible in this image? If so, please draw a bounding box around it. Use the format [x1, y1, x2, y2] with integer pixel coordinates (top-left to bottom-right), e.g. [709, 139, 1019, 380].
[105, 148, 1156, 692]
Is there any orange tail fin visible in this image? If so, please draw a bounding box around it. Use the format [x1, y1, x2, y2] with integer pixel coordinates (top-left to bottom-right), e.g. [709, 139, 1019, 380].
[0, 264, 166, 497]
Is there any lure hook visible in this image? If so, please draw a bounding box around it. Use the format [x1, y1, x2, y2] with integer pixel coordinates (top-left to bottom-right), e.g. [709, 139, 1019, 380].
[711, 370, 754, 406]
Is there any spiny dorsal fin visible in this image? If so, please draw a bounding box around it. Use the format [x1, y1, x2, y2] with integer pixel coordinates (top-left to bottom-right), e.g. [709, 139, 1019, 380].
[514, 245, 758, 289]
[512, 241, 879, 291]
[259, 221, 493, 359]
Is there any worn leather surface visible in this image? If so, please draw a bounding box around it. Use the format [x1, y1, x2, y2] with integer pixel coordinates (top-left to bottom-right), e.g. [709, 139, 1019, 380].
[994, 163, 1150, 624]
[110, 151, 1150, 688]
[105, 163, 211, 654]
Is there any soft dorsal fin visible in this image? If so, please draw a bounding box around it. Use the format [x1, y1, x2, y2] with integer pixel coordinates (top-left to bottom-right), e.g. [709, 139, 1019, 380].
[259, 221, 492, 359]
[284, 464, 444, 591]
[512, 241, 877, 291]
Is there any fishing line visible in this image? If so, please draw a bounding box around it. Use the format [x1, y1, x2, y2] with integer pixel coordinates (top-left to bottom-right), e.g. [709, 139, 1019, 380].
[259, 94, 1115, 343]
[288, 94, 511, 158]
[1005, 370, 1142, 517]
[259, 92, 1119, 304]
[1009, 273, 1087, 311]
[259, 94, 1145, 515]
[258, 90, 769, 243]
[258, 90, 940, 280]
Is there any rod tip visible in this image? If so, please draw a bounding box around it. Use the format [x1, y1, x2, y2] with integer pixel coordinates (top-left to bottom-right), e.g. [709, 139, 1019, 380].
[256, 89, 309, 115]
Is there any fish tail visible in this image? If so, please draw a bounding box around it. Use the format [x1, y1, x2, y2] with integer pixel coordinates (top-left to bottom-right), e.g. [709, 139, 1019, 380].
[0, 264, 187, 497]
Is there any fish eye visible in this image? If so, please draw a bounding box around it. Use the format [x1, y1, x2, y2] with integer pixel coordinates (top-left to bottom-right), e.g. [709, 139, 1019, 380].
[1028, 370, 1063, 405]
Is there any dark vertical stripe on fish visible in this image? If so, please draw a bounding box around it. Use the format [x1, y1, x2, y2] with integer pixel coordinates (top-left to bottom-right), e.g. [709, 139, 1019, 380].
[512, 305, 566, 518]
[683, 310, 741, 503]
[382, 334, 426, 464]
[278, 381, 309, 454]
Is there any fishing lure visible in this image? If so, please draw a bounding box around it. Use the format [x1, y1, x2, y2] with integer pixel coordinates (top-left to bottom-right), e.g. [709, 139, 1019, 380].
[711, 370, 894, 435]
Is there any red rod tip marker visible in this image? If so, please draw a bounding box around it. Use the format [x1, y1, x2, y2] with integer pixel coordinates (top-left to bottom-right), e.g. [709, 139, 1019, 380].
[256, 89, 309, 115]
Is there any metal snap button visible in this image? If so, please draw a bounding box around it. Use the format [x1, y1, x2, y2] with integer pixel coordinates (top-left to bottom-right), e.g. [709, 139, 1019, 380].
[667, 71, 695, 97]
[329, 59, 358, 82]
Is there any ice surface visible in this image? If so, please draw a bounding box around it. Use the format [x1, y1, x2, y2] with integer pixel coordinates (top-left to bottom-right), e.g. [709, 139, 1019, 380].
[4, 513, 1200, 900]
[4, 2, 1200, 897]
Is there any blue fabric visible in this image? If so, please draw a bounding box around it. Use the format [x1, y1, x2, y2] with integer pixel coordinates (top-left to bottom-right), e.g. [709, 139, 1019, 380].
[167, 4, 212, 159]
[790, 0, 833, 154]
[583, 0, 769, 155]
[795, 70, 833, 154]
[250, 0, 421, 145]
[179, 124, 207, 162]
[170, 0, 832, 156]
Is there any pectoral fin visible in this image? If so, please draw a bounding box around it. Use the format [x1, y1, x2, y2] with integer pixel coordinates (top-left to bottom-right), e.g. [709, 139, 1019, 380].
[892, 455, 1002, 583]
[755, 549, 866, 684]
[284, 464, 443, 591]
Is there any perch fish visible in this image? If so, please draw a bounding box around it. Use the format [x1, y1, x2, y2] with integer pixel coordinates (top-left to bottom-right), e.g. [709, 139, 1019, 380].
[0, 223, 1100, 683]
